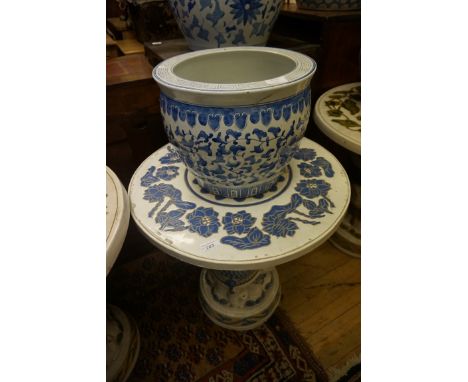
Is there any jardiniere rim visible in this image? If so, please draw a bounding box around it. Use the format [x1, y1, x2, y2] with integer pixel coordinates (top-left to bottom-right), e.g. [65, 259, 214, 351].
[153, 47, 316, 99]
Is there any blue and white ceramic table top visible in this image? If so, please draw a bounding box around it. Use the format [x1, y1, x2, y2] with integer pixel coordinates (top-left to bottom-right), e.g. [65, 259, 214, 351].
[314, 82, 361, 155]
[129, 138, 350, 270]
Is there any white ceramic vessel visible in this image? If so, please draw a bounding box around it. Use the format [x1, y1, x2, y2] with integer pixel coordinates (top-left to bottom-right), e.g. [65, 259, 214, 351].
[153, 46, 317, 199]
[168, 0, 284, 50]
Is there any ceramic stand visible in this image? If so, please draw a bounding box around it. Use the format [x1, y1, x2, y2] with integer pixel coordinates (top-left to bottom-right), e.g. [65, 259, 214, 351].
[313, 82, 361, 258]
[107, 167, 140, 381]
[199, 268, 281, 330]
[129, 138, 351, 330]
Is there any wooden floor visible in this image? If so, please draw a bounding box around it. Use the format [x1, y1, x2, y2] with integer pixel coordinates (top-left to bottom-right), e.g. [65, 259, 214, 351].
[277, 241, 361, 375]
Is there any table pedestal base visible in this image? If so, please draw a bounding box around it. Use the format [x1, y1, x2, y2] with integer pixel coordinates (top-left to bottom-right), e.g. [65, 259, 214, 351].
[106, 304, 140, 382]
[199, 268, 281, 331]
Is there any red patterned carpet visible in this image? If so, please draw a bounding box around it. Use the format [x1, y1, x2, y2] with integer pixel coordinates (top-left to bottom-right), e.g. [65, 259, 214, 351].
[107, 251, 328, 382]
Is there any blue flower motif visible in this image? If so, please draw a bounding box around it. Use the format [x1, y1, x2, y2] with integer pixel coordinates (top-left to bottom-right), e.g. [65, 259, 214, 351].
[303, 199, 331, 218]
[293, 148, 317, 161]
[312, 157, 335, 177]
[187, 207, 220, 237]
[141, 165, 180, 186]
[230, 0, 263, 25]
[144, 183, 182, 202]
[144, 184, 165, 203]
[159, 146, 181, 164]
[298, 162, 322, 178]
[260, 194, 304, 237]
[222, 210, 256, 235]
[295, 179, 331, 199]
[221, 227, 271, 249]
[141, 166, 160, 187]
[155, 166, 179, 181]
[262, 193, 303, 220]
[156, 209, 186, 231]
[262, 214, 298, 238]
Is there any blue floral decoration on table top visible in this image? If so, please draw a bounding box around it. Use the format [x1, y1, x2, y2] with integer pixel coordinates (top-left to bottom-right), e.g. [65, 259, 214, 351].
[138, 143, 338, 250]
[295, 179, 331, 199]
[303, 198, 333, 219]
[293, 148, 317, 161]
[262, 194, 303, 237]
[159, 146, 182, 164]
[312, 157, 335, 177]
[141, 166, 179, 187]
[187, 207, 221, 237]
[222, 210, 256, 235]
[298, 162, 322, 178]
[144, 183, 182, 203]
[155, 209, 187, 232]
[262, 213, 299, 238]
[220, 227, 271, 250]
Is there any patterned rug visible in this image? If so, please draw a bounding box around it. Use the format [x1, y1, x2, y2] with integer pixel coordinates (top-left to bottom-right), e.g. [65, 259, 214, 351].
[107, 251, 328, 382]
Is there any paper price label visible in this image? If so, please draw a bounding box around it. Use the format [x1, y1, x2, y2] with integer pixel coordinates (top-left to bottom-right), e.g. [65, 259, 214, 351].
[200, 240, 218, 252]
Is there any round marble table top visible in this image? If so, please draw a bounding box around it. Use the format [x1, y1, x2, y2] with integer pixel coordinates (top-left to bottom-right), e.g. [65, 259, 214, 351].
[129, 138, 350, 270]
[106, 166, 130, 275]
[314, 82, 361, 155]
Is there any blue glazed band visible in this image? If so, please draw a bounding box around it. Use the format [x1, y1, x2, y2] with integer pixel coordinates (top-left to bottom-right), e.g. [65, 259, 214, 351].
[160, 87, 311, 130]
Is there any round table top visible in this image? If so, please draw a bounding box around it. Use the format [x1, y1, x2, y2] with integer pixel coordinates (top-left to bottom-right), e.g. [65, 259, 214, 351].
[313, 82, 361, 155]
[129, 138, 350, 270]
[106, 166, 130, 275]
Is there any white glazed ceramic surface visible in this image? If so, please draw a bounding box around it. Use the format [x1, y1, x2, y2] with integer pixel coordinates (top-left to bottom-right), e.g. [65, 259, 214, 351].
[168, 0, 283, 50]
[200, 268, 281, 330]
[129, 138, 350, 270]
[154, 47, 317, 198]
[314, 82, 361, 154]
[106, 167, 131, 275]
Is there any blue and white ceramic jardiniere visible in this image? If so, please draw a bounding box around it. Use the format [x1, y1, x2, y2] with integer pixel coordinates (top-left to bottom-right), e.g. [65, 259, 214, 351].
[167, 0, 283, 50]
[153, 47, 316, 199]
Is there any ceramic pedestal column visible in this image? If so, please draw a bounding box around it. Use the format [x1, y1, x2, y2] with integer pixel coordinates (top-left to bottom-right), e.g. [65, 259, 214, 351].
[129, 138, 351, 330]
[200, 269, 281, 330]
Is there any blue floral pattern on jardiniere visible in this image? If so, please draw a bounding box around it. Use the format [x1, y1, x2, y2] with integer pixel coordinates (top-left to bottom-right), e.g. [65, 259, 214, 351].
[167, 0, 283, 50]
[161, 87, 311, 198]
[230, 0, 263, 25]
